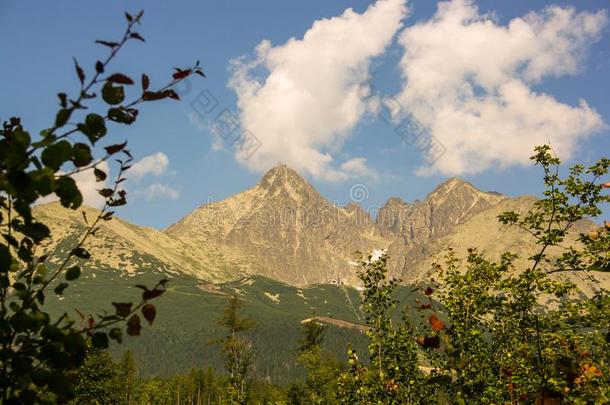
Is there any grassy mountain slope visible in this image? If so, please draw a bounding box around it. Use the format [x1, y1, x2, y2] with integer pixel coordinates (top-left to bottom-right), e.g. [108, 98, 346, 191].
[44, 269, 399, 382]
[34, 202, 247, 282]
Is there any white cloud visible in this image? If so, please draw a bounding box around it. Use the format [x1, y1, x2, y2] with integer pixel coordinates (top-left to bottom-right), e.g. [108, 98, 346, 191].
[129, 152, 169, 180]
[133, 183, 179, 201]
[340, 157, 378, 180]
[228, 0, 408, 182]
[394, 0, 607, 175]
[37, 161, 110, 209]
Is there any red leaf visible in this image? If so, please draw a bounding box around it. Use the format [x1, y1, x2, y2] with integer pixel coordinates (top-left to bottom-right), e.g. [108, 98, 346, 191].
[141, 74, 150, 91]
[104, 141, 128, 155]
[424, 287, 434, 296]
[127, 314, 141, 336]
[130, 32, 145, 42]
[142, 91, 164, 101]
[87, 316, 95, 330]
[143, 289, 164, 300]
[142, 90, 180, 101]
[73, 58, 85, 85]
[142, 304, 156, 325]
[112, 302, 132, 317]
[165, 90, 180, 100]
[95, 61, 104, 74]
[416, 335, 440, 349]
[95, 40, 119, 48]
[429, 314, 445, 331]
[107, 73, 134, 85]
[172, 69, 191, 80]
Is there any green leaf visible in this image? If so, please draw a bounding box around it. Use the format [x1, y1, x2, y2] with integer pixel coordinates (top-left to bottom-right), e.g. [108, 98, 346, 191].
[72, 143, 92, 167]
[21, 222, 50, 243]
[70, 247, 90, 259]
[91, 332, 109, 348]
[94, 167, 107, 182]
[109, 327, 123, 343]
[54, 282, 69, 295]
[101, 82, 125, 105]
[108, 107, 137, 124]
[31, 168, 55, 196]
[65, 266, 81, 281]
[63, 332, 87, 355]
[0, 245, 11, 273]
[55, 108, 71, 127]
[47, 373, 74, 399]
[85, 113, 107, 139]
[55, 176, 82, 209]
[41, 140, 73, 171]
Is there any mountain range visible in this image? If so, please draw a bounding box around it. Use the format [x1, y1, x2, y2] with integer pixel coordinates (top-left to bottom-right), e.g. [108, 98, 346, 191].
[35, 164, 610, 379]
[36, 164, 609, 292]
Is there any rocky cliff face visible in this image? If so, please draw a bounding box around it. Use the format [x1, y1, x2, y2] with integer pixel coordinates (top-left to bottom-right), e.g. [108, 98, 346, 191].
[166, 165, 386, 285]
[376, 178, 505, 280]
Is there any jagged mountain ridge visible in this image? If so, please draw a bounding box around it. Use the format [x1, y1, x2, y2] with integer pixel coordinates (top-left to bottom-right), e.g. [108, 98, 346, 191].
[166, 165, 385, 285]
[376, 177, 506, 280]
[34, 164, 603, 288]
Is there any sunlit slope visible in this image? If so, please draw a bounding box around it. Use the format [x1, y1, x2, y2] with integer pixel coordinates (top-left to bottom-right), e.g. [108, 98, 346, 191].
[34, 202, 248, 282]
[411, 196, 610, 294]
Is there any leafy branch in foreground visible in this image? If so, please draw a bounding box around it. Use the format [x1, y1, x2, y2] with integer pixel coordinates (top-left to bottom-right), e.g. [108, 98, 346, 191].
[0, 10, 204, 404]
[338, 146, 610, 404]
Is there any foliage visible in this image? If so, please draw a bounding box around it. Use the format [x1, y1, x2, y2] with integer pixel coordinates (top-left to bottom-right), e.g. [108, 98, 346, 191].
[426, 145, 610, 403]
[218, 296, 256, 404]
[68, 345, 122, 404]
[118, 350, 137, 404]
[292, 320, 342, 404]
[0, 11, 204, 403]
[337, 145, 610, 404]
[337, 254, 432, 404]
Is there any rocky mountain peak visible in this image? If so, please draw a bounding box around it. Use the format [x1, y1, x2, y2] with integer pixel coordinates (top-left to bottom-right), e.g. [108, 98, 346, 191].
[258, 164, 320, 204]
[426, 177, 503, 206]
[260, 164, 305, 187]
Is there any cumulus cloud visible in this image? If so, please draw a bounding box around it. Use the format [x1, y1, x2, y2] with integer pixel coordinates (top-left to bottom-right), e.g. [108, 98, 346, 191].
[394, 0, 607, 175]
[133, 183, 179, 201]
[228, 0, 408, 182]
[37, 161, 110, 208]
[340, 157, 378, 180]
[128, 152, 169, 180]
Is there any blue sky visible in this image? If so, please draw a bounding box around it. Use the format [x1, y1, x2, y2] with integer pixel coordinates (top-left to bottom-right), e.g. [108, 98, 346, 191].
[1, 0, 609, 228]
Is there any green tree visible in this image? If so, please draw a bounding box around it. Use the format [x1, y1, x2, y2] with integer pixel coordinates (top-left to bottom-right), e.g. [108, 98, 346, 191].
[0, 10, 204, 403]
[218, 296, 255, 405]
[134, 379, 174, 405]
[295, 320, 342, 404]
[118, 350, 137, 404]
[337, 145, 610, 404]
[69, 346, 121, 405]
[337, 254, 430, 404]
[425, 146, 610, 403]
